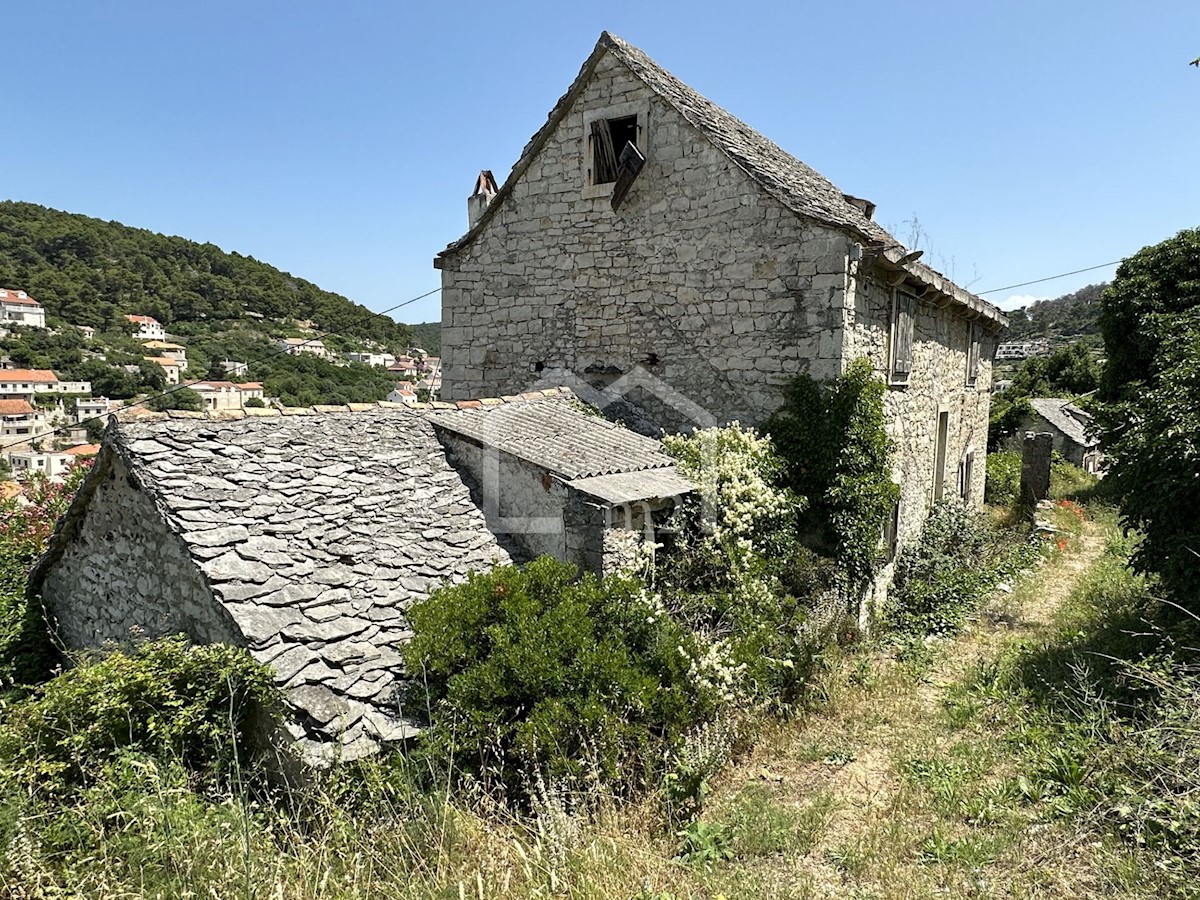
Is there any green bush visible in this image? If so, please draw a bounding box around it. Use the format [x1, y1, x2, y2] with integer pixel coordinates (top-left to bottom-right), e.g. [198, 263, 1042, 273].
[0, 638, 278, 794]
[984, 451, 1021, 506]
[402, 557, 703, 794]
[1049, 453, 1098, 500]
[766, 358, 898, 587]
[887, 503, 1037, 637]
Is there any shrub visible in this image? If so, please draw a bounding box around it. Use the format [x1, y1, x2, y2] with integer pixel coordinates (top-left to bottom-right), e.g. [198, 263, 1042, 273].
[0, 465, 92, 686]
[402, 557, 703, 794]
[887, 502, 1037, 637]
[984, 451, 1021, 506]
[0, 637, 278, 794]
[659, 425, 832, 706]
[1049, 453, 1098, 500]
[766, 358, 898, 587]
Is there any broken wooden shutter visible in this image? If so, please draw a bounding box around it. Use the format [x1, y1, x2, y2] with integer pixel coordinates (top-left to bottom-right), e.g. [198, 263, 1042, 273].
[892, 291, 916, 380]
[610, 141, 645, 211]
[591, 119, 618, 184]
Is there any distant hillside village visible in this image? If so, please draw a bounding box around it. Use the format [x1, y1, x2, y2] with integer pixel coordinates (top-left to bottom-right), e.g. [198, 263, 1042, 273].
[0, 287, 441, 486]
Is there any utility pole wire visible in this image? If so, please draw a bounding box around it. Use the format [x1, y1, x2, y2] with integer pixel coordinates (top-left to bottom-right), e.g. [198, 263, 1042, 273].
[977, 260, 1124, 296]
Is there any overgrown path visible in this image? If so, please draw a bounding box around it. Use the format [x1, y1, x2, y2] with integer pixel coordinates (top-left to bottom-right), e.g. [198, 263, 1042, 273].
[698, 518, 1127, 899]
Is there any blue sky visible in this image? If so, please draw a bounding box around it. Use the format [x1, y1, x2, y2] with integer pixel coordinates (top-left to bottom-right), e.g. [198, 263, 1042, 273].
[5, 1, 1198, 324]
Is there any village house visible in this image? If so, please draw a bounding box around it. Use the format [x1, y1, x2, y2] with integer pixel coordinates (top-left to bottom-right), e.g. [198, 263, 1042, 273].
[386, 385, 418, 406]
[126, 315, 166, 341]
[435, 31, 1007, 550]
[188, 381, 265, 411]
[30, 393, 687, 762]
[142, 340, 189, 371]
[0, 289, 46, 329]
[0, 399, 49, 440]
[9, 443, 96, 481]
[74, 397, 112, 423]
[144, 356, 183, 385]
[1010, 397, 1103, 474]
[429, 393, 691, 574]
[279, 337, 331, 360]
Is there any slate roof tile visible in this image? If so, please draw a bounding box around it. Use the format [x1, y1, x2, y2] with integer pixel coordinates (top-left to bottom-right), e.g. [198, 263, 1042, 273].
[97, 407, 511, 762]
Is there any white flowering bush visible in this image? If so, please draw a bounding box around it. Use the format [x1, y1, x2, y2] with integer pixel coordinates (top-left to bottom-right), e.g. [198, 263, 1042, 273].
[662, 424, 798, 579]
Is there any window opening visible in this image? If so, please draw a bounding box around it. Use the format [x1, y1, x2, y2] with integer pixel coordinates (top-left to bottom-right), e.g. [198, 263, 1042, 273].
[591, 116, 639, 185]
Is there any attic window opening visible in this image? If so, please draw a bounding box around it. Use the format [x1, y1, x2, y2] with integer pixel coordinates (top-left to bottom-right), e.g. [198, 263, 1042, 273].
[591, 116, 639, 185]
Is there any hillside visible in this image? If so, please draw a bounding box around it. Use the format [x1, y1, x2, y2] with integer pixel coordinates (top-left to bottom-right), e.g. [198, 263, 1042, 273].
[1003, 282, 1106, 342]
[408, 321, 441, 356]
[0, 201, 411, 347]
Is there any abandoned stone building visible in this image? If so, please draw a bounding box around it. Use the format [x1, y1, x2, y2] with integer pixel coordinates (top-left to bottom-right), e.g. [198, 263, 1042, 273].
[29, 394, 690, 762]
[435, 31, 1008, 548]
[1009, 397, 1103, 474]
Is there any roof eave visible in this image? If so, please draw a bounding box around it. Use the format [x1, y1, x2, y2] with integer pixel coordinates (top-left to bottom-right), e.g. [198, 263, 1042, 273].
[873, 247, 1009, 330]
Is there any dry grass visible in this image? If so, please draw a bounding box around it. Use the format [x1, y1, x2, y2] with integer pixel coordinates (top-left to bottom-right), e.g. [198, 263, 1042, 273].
[2, 510, 1166, 899]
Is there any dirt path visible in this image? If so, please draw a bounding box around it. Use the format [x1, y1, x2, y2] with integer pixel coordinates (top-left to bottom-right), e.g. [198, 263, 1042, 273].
[711, 518, 1114, 899]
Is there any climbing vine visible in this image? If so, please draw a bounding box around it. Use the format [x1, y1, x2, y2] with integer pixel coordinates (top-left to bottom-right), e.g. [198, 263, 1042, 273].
[765, 357, 898, 587]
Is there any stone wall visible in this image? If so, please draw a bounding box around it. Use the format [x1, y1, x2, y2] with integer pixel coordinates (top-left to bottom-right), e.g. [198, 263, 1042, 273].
[439, 52, 851, 433]
[40, 452, 242, 650]
[848, 275, 994, 546]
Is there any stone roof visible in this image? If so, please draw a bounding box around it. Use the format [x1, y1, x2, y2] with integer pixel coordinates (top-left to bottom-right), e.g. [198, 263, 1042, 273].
[34, 406, 511, 764]
[428, 394, 677, 480]
[436, 32, 1006, 329]
[1029, 398, 1097, 448]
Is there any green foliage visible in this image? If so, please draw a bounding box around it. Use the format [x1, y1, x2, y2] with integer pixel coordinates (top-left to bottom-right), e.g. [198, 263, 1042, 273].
[147, 386, 203, 412]
[408, 321, 441, 356]
[984, 450, 1022, 506]
[0, 465, 92, 686]
[1050, 453, 1099, 500]
[0, 201, 412, 345]
[989, 344, 1100, 449]
[0, 637, 279, 794]
[766, 357, 898, 586]
[244, 396, 265, 408]
[402, 557, 702, 794]
[659, 425, 834, 707]
[1095, 227, 1200, 612]
[1003, 282, 1106, 342]
[887, 502, 1039, 637]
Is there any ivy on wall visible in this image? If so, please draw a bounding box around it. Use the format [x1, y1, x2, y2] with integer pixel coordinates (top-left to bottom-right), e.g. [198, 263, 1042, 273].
[765, 358, 899, 587]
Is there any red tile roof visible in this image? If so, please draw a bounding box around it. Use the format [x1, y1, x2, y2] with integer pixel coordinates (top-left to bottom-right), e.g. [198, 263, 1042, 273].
[126, 314, 160, 325]
[0, 399, 35, 415]
[0, 369, 58, 384]
[0, 289, 40, 307]
[63, 443, 101, 456]
[144, 356, 181, 367]
[238, 382, 263, 390]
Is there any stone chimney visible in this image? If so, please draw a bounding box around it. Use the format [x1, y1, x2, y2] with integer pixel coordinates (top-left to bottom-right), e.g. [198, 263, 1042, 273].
[467, 170, 499, 229]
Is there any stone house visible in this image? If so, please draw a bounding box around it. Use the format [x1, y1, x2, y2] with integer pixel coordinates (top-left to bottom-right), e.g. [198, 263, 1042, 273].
[435, 32, 1007, 550]
[428, 391, 692, 574]
[29, 393, 690, 762]
[144, 356, 183, 385]
[1011, 397, 1102, 474]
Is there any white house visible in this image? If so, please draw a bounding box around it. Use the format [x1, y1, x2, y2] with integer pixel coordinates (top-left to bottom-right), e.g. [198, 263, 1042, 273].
[75, 397, 111, 422]
[0, 289, 47, 329]
[188, 381, 265, 411]
[0, 399, 49, 440]
[142, 341, 188, 371]
[279, 338, 330, 359]
[143, 356, 183, 385]
[0, 369, 60, 401]
[387, 385, 419, 406]
[126, 315, 166, 341]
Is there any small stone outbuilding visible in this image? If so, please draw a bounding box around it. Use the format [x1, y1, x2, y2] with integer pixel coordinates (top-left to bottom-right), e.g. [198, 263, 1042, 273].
[29, 394, 693, 764]
[1012, 397, 1102, 474]
[30, 406, 512, 764]
[428, 391, 692, 574]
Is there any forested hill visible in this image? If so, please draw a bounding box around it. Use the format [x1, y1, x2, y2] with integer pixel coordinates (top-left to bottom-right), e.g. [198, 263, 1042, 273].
[1004, 282, 1106, 342]
[0, 201, 411, 346]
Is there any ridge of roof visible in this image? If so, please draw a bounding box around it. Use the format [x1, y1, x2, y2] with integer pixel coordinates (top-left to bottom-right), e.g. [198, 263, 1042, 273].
[112, 387, 577, 423]
[434, 32, 1005, 328]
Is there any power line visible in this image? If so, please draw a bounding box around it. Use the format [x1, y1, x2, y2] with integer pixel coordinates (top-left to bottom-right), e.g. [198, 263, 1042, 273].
[0, 286, 442, 456]
[977, 260, 1124, 296]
